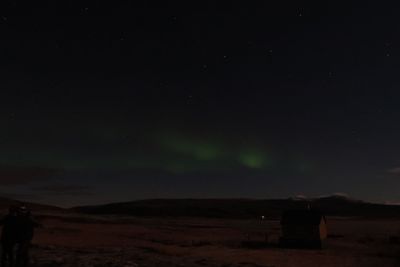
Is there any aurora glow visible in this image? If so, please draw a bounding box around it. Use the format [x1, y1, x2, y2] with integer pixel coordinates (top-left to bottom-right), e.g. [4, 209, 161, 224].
[238, 150, 270, 169]
[157, 133, 223, 161]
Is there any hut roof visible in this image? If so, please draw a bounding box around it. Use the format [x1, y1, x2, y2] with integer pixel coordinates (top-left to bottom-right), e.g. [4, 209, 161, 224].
[281, 210, 325, 226]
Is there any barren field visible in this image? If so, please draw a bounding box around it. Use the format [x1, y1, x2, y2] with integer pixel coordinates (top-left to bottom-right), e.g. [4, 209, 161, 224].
[17, 214, 400, 267]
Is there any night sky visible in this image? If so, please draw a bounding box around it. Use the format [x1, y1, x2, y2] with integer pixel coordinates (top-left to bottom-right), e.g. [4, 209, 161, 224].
[1, 1, 400, 207]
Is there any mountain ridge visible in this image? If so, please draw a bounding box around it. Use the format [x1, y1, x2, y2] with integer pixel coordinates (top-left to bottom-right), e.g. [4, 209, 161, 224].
[0, 196, 64, 213]
[73, 195, 400, 219]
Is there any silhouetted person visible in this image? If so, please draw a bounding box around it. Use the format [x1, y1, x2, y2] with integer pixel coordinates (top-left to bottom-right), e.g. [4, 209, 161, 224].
[14, 206, 41, 267]
[0, 206, 18, 267]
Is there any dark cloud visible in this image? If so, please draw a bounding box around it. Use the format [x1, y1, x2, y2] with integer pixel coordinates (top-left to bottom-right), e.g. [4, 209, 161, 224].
[0, 193, 42, 201]
[387, 167, 400, 174]
[0, 165, 60, 185]
[31, 184, 92, 196]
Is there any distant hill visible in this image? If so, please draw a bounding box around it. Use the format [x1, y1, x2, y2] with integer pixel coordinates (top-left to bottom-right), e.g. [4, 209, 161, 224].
[0, 196, 64, 214]
[73, 196, 400, 219]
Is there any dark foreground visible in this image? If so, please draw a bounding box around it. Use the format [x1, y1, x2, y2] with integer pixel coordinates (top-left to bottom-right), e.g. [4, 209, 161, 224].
[18, 215, 400, 267]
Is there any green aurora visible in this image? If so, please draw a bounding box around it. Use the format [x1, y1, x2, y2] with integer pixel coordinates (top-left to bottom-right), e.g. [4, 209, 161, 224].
[0, 128, 314, 175]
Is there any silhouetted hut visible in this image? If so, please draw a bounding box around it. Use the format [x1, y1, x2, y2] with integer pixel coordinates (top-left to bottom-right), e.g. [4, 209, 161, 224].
[280, 210, 327, 248]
